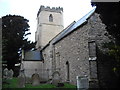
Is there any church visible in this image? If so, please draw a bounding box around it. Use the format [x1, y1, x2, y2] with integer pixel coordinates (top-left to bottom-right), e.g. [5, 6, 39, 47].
[22, 5, 112, 88]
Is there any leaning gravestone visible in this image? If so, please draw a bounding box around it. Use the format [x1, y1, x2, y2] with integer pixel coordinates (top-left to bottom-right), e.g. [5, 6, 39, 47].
[18, 70, 26, 88]
[8, 69, 14, 79]
[76, 76, 89, 90]
[52, 71, 60, 86]
[3, 68, 8, 79]
[31, 73, 40, 86]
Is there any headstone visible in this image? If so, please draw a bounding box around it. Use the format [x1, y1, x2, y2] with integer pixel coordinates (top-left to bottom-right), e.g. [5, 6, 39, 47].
[8, 69, 14, 79]
[18, 70, 26, 88]
[76, 76, 89, 90]
[52, 71, 60, 86]
[3, 68, 8, 79]
[31, 73, 40, 86]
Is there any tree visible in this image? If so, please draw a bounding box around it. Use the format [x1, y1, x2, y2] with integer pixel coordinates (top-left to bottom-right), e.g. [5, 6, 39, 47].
[92, 2, 120, 42]
[2, 15, 35, 69]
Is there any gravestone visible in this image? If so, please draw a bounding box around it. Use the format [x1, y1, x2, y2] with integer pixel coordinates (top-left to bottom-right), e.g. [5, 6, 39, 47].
[8, 69, 14, 79]
[3, 68, 8, 79]
[52, 71, 60, 86]
[31, 73, 40, 86]
[76, 76, 89, 90]
[18, 70, 26, 88]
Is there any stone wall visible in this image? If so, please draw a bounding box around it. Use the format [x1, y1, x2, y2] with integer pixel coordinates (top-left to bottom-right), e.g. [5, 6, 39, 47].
[51, 12, 108, 86]
[54, 24, 90, 85]
[36, 5, 64, 48]
[23, 61, 43, 78]
[37, 5, 63, 17]
[89, 13, 117, 88]
[88, 13, 112, 52]
[42, 12, 111, 87]
[88, 13, 116, 88]
[42, 45, 53, 79]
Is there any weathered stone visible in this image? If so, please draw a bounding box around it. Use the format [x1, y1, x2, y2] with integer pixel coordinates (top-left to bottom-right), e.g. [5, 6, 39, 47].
[31, 73, 40, 86]
[22, 62, 43, 78]
[3, 68, 8, 79]
[8, 69, 14, 79]
[21, 6, 113, 87]
[76, 76, 89, 89]
[36, 5, 64, 48]
[52, 71, 60, 86]
[18, 70, 26, 88]
[42, 12, 110, 86]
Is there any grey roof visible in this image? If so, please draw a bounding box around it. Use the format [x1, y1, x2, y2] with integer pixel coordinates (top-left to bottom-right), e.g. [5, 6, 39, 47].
[53, 7, 96, 44]
[52, 21, 76, 44]
[24, 51, 43, 61]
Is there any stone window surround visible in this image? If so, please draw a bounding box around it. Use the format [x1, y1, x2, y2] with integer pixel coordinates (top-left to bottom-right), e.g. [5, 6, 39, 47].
[88, 40, 97, 60]
[49, 14, 53, 22]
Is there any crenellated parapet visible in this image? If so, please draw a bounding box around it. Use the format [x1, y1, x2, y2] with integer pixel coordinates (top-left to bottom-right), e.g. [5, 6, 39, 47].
[37, 5, 63, 17]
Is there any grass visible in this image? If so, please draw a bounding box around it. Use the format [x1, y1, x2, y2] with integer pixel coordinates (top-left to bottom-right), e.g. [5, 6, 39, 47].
[2, 77, 77, 89]
[2, 78, 18, 88]
[25, 84, 56, 88]
[62, 83, 77, 88]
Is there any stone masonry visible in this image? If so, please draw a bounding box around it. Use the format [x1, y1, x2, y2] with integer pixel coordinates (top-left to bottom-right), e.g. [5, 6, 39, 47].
[41, 12, 111, 88]
[35, 5, 64, 48]
[32, 6, 113, 88]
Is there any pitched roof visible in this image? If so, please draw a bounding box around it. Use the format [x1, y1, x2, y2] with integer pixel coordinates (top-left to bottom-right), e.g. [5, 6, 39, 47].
[52, 21, 76, 44]
[53, 7, 96, 44]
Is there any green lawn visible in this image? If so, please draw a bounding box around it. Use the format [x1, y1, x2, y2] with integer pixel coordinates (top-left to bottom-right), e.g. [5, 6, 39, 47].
[2, 78, 77, 89]
[2, 78, 18, 88]
[25, 84, 56, 88]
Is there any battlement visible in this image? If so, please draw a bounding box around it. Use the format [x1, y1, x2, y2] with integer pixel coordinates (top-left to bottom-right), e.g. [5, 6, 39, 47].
[37, 5, 63, 17]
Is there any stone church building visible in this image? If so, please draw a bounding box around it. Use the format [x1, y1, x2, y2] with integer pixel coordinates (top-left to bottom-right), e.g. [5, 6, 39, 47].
[22, 5, 112, 88]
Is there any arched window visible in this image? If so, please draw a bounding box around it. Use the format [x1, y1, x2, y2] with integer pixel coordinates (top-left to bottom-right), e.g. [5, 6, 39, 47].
[49, 14, 53, 22]
[66, 61, 70, 82]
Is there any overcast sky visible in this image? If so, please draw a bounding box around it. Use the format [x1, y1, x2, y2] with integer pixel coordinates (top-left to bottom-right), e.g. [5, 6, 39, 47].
[0, 0, 94, 41]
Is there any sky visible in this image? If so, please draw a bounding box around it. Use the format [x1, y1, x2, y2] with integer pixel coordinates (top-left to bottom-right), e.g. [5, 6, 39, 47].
[0, 0, 94, 42]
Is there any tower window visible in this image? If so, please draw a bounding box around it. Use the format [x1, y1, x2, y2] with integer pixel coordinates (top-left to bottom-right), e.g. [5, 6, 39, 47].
[49, 14, 53, 22]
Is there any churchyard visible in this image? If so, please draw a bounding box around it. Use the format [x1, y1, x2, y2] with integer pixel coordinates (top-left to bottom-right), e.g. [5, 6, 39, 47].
[2, 78, 76, 89]
[2, 68, 76, 89]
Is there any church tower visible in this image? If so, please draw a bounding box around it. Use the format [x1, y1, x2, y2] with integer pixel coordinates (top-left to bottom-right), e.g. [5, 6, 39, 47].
[35, 5, 64, 49]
